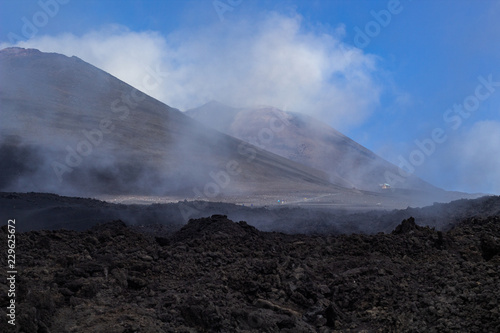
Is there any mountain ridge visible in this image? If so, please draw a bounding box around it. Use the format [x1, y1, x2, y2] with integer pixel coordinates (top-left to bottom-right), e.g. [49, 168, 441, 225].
[186, 100, 442, 193]
[0, 47, 338, 198]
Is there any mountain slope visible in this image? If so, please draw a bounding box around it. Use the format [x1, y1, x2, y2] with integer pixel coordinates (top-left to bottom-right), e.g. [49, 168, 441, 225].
[186, 101, 441, 192]
[0, 47, 338, 198]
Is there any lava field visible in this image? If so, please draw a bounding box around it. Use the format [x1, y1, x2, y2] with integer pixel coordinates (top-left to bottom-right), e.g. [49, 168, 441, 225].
[1, 212, 499, 332]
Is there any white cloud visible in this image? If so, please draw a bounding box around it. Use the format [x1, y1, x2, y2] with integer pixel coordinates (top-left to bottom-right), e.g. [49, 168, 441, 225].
[3, 11, 382, 131]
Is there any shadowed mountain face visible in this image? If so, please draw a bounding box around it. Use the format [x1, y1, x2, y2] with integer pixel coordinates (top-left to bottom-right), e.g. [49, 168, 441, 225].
[186, 101, 440, 192]
[0, 47, 337, 198]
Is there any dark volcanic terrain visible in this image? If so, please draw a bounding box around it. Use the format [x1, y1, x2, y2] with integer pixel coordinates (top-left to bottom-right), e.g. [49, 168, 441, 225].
[1, 212, 499, 332]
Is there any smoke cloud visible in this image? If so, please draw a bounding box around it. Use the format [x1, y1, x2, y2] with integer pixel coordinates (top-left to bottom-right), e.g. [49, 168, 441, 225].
[2, 11, 382, 131]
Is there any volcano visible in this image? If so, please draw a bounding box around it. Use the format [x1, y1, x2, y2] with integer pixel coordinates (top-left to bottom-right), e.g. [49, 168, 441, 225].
[186, 101, 439, 192]
[0, 47, 340, 199]
[0, 47, 479, 208]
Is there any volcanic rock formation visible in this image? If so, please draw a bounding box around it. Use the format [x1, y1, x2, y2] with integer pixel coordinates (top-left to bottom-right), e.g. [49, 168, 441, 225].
[1, 213, 499, 332]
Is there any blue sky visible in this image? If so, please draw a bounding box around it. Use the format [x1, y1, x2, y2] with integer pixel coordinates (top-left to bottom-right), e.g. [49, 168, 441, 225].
[1, 0, 499, 194]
